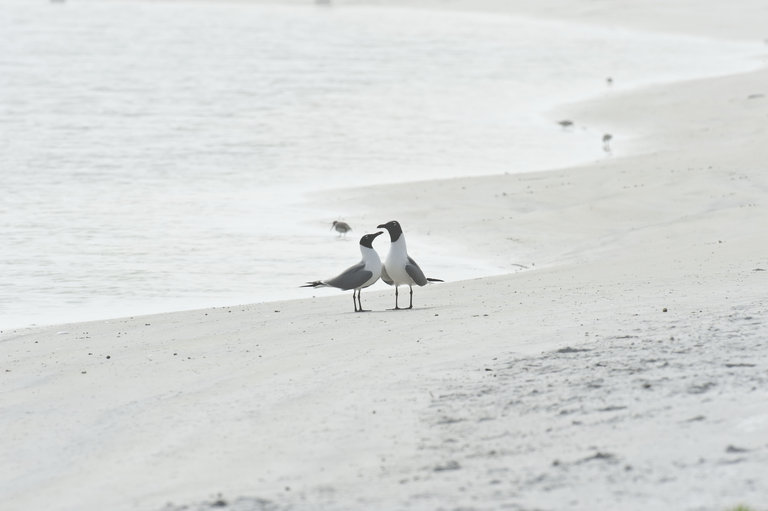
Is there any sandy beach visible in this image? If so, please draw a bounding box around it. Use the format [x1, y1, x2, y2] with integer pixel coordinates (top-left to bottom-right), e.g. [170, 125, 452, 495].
[2, 1, 768, 510]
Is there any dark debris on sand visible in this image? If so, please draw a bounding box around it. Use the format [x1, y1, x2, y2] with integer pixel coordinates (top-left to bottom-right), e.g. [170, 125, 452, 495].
[161, 496, 281, 511]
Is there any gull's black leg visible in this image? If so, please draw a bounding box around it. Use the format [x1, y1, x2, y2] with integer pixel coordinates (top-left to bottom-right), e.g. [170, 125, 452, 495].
[389, 285, 401, 310]
[407, 285, 414, 309]
[357, 289, 370, 312]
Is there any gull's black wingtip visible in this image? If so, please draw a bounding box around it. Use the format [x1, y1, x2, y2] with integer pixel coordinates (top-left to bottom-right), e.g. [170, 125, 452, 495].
[301, 281, 323, 288]
[427, 278, 444, 283]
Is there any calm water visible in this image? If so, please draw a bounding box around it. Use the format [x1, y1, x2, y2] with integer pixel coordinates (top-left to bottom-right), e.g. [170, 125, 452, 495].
[0, 0, 761, 328]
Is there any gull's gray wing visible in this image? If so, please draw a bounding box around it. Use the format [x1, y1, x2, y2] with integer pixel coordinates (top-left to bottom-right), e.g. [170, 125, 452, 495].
[380, 265, 394, 285]
[405, 256, 428, 286]
[325, 261, 372, 291]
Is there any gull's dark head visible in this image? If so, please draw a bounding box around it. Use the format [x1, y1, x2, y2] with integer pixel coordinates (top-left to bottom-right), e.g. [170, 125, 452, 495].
[376, 220, 402, 242]
[359, 231, 383, 248]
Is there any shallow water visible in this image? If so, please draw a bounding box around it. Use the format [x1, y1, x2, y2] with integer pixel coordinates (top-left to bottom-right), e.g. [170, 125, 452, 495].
[0, 0, 761, 328]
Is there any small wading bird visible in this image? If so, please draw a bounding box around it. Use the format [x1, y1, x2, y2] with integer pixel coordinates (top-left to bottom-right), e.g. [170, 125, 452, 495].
[302, 232, 383, 312]
[331, 220, 351, 238]
[602, 133, 613, 153]
[377, 220, 443, 310]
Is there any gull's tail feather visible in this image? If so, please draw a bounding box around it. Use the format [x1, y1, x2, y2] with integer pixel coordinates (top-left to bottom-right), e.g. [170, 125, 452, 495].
[427, 277, 444, 283]
[301, 280, 326, 288]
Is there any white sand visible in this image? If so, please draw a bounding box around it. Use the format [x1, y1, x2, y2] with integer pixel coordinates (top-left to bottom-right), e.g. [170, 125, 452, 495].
[2, 1, 768, 510]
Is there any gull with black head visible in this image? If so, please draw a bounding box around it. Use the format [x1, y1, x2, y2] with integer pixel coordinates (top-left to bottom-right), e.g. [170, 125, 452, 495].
[302, 231, 383, 312]
[377, 220, 443, 310]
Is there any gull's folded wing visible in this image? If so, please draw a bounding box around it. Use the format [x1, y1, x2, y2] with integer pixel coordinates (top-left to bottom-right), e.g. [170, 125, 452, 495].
[405, 256, 428, 286]
[325, 261, 372, 291]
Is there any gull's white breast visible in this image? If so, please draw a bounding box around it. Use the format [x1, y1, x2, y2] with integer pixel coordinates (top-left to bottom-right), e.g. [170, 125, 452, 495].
[361, 246, 382, 288]
[383, 237, 413, 285]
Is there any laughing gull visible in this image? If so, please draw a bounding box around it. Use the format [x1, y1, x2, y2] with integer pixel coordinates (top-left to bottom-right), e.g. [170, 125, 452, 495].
[331, 220, 352, 238]
[377, 220, 443, 310]
[302, 231, 383, 312]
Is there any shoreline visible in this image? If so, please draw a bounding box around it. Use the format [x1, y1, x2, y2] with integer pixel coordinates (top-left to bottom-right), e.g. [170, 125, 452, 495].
[5, 0, 765, 330]
[3, 1, 768, 510]
[9, 64, 765, 333]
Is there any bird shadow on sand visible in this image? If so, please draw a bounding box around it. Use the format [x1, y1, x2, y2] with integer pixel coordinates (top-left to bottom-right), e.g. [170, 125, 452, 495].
[341, 306, 439, 315]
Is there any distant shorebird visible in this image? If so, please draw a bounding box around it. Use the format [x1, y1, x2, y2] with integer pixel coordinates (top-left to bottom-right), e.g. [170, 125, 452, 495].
[331, 220, 351, 238]
[302, 232, 383, 312]
[606, 76, 613, 86]
[602, 133, 613, 152]
[377, 220, 443, 310]
[558, 119, 574, 129]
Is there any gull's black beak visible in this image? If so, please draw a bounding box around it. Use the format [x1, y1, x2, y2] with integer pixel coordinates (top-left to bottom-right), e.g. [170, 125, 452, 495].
[372, 231, 383, 238]
[377, 223, 387, 229]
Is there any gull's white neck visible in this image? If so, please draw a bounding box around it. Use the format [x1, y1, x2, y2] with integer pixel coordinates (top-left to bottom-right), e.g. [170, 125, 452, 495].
[385, 235, 409, 269]
[360, 245, 382, 267]
[389, 235, 407, 255]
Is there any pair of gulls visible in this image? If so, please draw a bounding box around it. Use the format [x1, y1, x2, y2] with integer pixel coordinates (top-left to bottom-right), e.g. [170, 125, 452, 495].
[303, 220, 443, 312]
